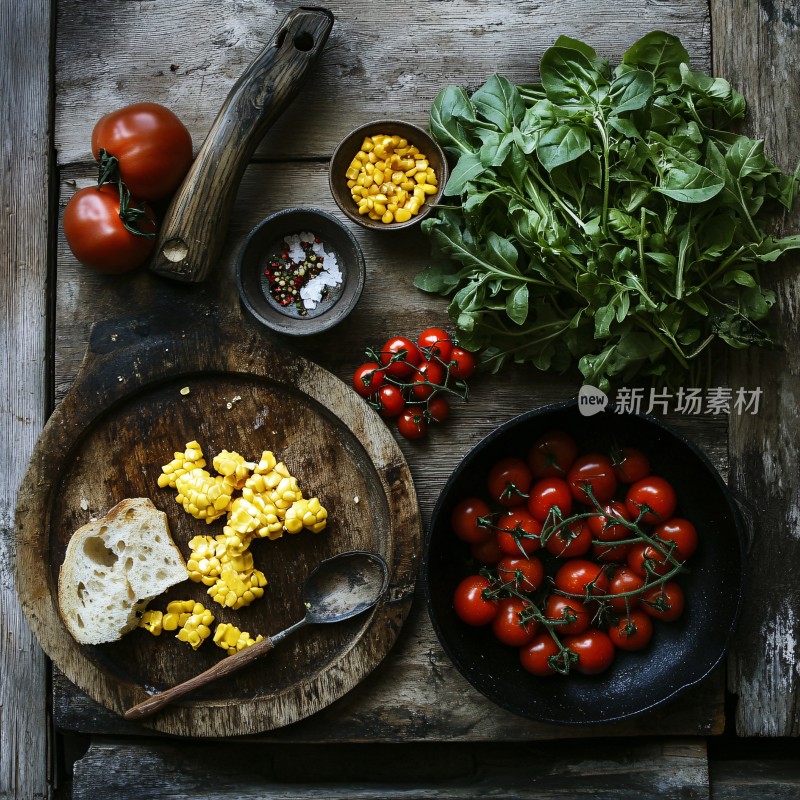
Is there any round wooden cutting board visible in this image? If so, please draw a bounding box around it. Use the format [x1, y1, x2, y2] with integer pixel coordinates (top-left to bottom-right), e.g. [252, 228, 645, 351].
[15, 321, 420, 737]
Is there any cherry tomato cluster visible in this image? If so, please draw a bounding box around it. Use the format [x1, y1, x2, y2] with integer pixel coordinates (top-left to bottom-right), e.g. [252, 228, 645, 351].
[64, 103, 193, 274]
[352, 327, 476, 439]
[451, 430, 694, 677]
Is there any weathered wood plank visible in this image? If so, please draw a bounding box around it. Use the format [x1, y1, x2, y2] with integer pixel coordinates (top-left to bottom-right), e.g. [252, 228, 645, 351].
[710, 759, 800, 800]
[1, 0, 52, 798]
[51, 160, 728, 739]
[54, 0, 711, 165]
[71, 738, 710, 800]
[710, 0, 800, 737]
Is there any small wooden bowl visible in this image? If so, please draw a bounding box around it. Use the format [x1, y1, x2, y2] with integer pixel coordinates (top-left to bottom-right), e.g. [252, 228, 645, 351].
[236, 207, 366, 336]
[329, 120, 449, 231]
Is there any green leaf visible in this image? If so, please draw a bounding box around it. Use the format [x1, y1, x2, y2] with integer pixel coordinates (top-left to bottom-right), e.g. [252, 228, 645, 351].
[610, 69, 655, 114]
[723, 269, 757, 288]
[540, 45, 609, 107]
[444, 152, 484, 196]
[506, 283, 530, 324]
[536, 123, 592, 170]
[594, 304, 616, 337]
[413, 263, 461, 295]
[553, 35, 597, 60]
[479, 131, 514, 167]
[621, 31, 689, 90]
[471, 74, 525, 132]
[430, 86, 478, 155]
[679, 63, 745, 119]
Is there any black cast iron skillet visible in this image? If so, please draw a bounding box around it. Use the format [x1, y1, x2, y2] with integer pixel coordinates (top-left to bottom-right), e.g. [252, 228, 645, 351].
[423, 400, 746, 725]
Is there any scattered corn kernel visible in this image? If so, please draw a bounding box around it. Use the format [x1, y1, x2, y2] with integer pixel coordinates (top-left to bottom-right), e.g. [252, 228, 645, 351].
[139, 610, 163, 636]
[174, 602, 215, 650]
[207, 566, 268, 610]
[213, 623, 265, 656]
[346, 132, 438, 224]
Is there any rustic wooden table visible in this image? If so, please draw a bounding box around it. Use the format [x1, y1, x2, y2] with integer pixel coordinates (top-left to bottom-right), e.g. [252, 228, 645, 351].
[3, 1, 799, 798]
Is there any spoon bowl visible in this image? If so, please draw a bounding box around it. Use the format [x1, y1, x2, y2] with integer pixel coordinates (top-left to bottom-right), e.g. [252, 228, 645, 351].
[125, 550, 389, 720]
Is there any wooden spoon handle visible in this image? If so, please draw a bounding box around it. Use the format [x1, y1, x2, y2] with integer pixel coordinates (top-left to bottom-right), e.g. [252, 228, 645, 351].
[124, 635, 276, 721]
[149, 6, 334, 283]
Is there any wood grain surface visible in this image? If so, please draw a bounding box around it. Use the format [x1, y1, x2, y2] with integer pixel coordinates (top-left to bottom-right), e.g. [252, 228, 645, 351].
[1, 2, 51, 799]
[16, 323, 420, 737]
[710, 0, 800, 738]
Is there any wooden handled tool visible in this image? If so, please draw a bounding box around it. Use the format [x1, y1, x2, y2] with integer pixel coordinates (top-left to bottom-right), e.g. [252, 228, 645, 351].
[149, 7, 334, 283]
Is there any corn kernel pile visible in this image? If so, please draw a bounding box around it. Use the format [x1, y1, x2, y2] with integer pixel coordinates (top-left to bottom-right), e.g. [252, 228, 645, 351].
[345, 134, 438, 224]
[144, 441, 330, 653]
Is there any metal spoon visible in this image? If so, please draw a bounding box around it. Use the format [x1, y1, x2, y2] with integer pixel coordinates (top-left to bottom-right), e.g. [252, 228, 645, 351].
[124, 550, 388, 721]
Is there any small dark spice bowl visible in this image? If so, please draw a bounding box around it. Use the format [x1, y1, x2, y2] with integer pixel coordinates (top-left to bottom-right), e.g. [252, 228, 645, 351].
[329, 119, 449, 232]
[236, 207, 366, 336]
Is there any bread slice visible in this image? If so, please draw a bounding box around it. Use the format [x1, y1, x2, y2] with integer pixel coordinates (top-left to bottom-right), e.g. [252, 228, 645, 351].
[58, 498, 188, 645]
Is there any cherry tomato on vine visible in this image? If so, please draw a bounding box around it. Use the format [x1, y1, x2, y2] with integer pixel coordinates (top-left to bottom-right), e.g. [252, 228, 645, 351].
[376, 384, 405, 418]
[487, 457, 532, 507]
[417, 327, 452, 362]
[397, 408, 427, 439]
[611, 447, 651, 484]
[625, 476, 677, 524]
[63, 184, 156, 273]
[641, 581, 685, 622]
[563, 629, 615, 675]
[427, 396, 450, 422]
[451, 498, 492, 544]
[626, 542, 672, 579]
[554, 558, 609, 598]
[497, 556, 544, 593]
[453, 576, 498, 626]
[652, 518, 698, 562]
[470, 534, 504, 564]
[492, 598, 537, 647]
[91, 102, 193, 201]
[543, 594, 591, 635]
[527, 477, 573, 523]
[527, 430, 578, 479]
[495, 509, 542, 556]
[588, 501, 633, 562]
[567, 454, 618, 505]
[380, 336, 421, 379]
[352, 362, 385, 398]
[606, 566, 645, 613]
[411, 360, 446, 400]
[544, 519, 592, 558]
[448, 346, 476, 380]
[520, 633, 562, 677]
[609, 610, 654, 651]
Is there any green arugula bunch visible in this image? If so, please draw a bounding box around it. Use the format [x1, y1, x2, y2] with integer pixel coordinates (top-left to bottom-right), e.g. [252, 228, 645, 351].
[415, 31, 800, 390]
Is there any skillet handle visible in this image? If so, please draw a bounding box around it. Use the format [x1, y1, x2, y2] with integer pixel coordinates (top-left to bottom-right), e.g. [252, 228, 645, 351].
[149, 7, 334, 283]
[124, 634, 277, 720]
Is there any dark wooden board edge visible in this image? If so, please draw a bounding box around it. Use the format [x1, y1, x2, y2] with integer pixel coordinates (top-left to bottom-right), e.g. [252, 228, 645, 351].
[15, 318, 421, 737]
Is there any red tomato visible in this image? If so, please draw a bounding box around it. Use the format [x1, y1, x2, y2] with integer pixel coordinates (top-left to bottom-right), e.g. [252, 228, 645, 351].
[427, 396, 450, 422]
[448, 346, 476, 380]
[63, 184, 156, 273]
[91, 102, 193, 201]
[352, 362, 385, 397]
[544, 519, 592, 558]
[652, 518, 698, 562]
[641, 581, 685, 622]
[527, 430, 578, 478]
[567, 454, 618, 504]
[626, 542, 672, 579]
[495, 509, 542, 556]
[609, 610, 654, 651]
[487, 457, 532, 507]
[607, 566, 645, 612]
[611, 447, 651, 484]
[410, 360, 446, 400]
[527, 477, 573, 523]
[543, 594, 591, 635]
[626, 476, 677, 524]
[563, 629, 615, 675]
[417, 327, 453, 362]
[397, 409, 427, 439]
[376, 384, 405, 418]
[451, 497, 492, 544]
[453, 576, 498, 626]
[554, 558, 610, 598]
[497, 556, 544, 592]
[380, 336, 421, 378]
[520, 633, 562, 677]
[470, 534, 504, 564]
[492, 598, 538, 647]
[588, 501, 633, 562]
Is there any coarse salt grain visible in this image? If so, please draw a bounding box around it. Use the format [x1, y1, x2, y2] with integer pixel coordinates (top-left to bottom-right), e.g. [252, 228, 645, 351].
[285, 231, 342, 311]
